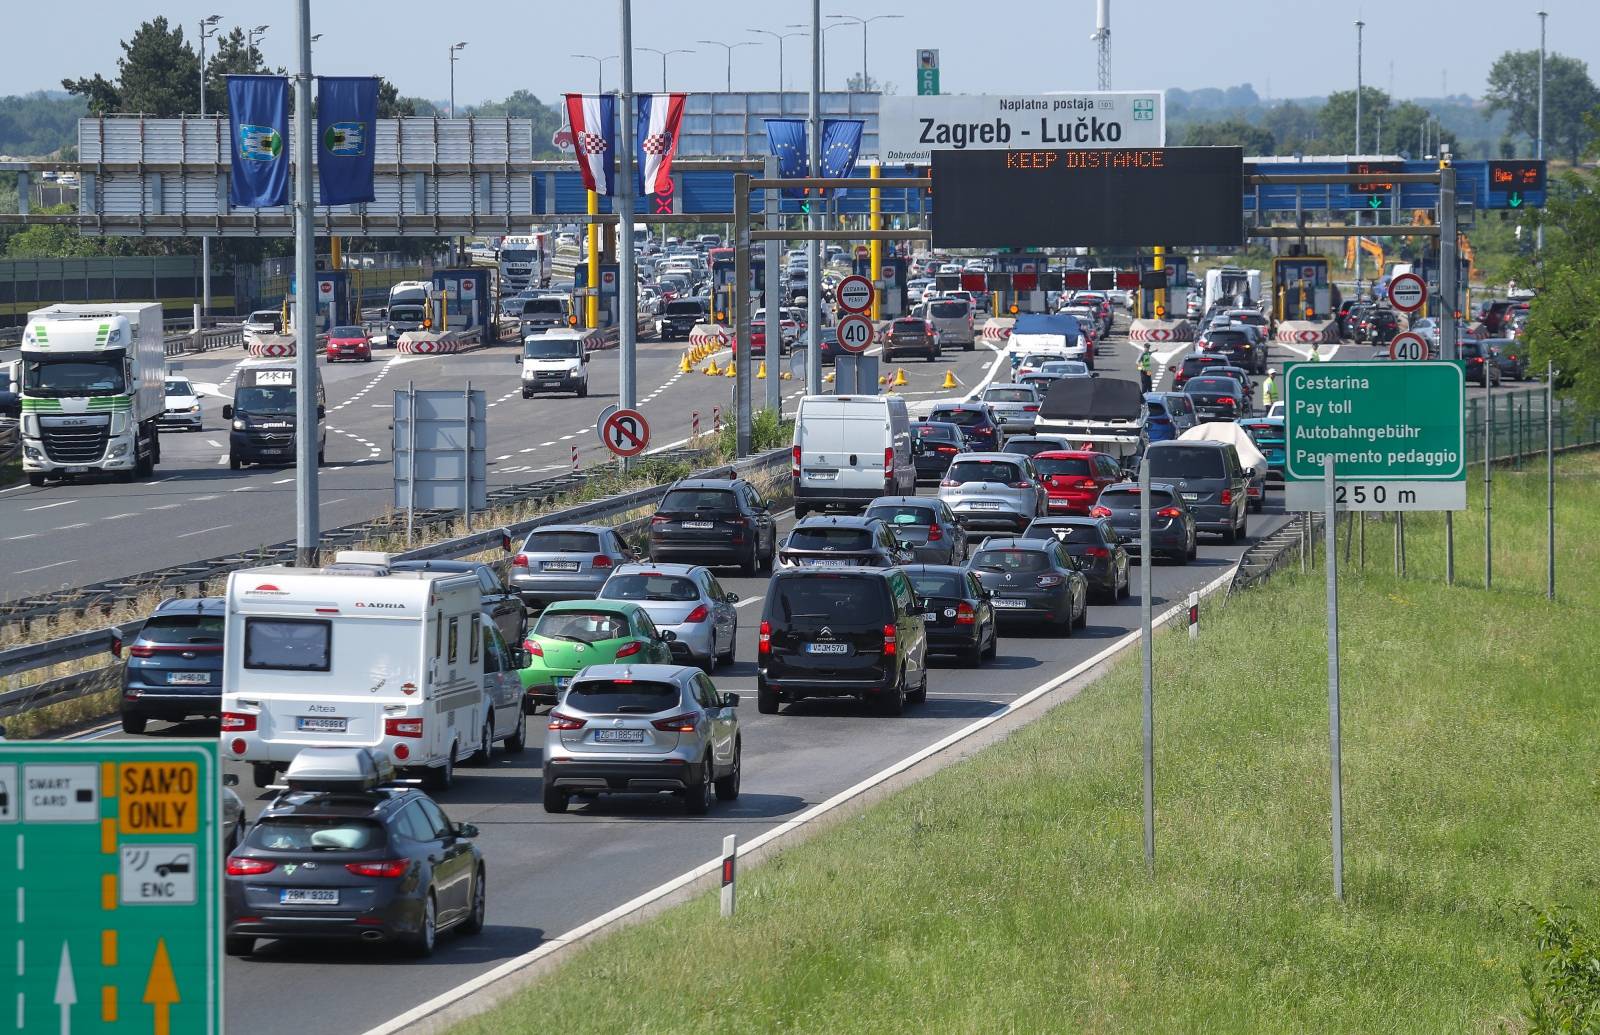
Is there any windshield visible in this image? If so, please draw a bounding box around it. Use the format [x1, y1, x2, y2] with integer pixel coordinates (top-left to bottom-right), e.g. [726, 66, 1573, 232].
[660, 489, 737, 514]
[533, 609, 631, 644]
[521, 299, 567, 316]
[773, 575, 884, 623]
[1033, 456, 1092, 478]
[1040, 362, 1088, 376]
[22, 354, 126, 397]
[330, 326, 364, 338]
[984, 388, 1035, 403]
[165, 379, 194, 396]
[600, 574, 700, 603]
[248, 311, 281, 327]
[664, 301, 705, 316]
[865, 504, 935, 527]
[787, 527, 874, 551]
[500, 249, 536, 262]
[565, 679, 680, 714]
[141, 614, 224, 644]
[1186, 378, 1242, 395]
[931, 408, 986, 428]
[908, 572, 966, 598]
[389, 305, 425, 321]
[521, 530, 600, 552]
[971, 548, 1050, 573]
[929, 301, 969, 318]
[946, 459, 1021, 484]
[1024, 521, 1101, 543]
[1147, 446, 1225, 478]
[235, 386, 297, 413]
[246, 818, 386, 853]
[1102, 487, 1177, 508]
[523, 339, 582, 360]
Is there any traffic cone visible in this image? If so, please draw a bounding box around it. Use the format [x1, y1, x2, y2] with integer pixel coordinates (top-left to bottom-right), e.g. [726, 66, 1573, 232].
[724, 360, 736, 378]
[679, 352, 692, 373]
[878, 374, 888, 386]
[823, 370, 835, 384]
[781, 370, 793, 380]
[893, 367, 908, 387]
[756, 361, 767, 379]
[704, 358, 720, 375]
[941, 369, 959, 390]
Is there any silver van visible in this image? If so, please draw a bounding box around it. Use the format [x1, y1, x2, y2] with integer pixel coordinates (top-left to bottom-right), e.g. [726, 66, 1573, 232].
[792, 395, 917, 517]
[926, 298, 976, 350]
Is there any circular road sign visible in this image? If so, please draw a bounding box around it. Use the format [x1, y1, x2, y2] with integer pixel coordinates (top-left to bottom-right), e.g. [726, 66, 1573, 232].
[836, 275, 875, 313]
[1389, 331, 1429, 362]
[600, 407, 650, 458]
[1388, 272, 1427, 313]
[836, 313, 875, 354]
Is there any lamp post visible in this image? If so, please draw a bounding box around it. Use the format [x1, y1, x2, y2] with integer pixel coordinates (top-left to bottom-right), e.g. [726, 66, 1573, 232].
[697, 39, 757, 92]
[1354, 18, 1365, 297]
[1536, 9, 1546, 251]
[636, 46, 691, 92]
[749, 28, 806, 93]
[448, 42, 468, 117]
[573, 53, 616, 94]
[198, 14, 221, 321]
[825, 13, 903, 92]
[247, 23, 269, 52]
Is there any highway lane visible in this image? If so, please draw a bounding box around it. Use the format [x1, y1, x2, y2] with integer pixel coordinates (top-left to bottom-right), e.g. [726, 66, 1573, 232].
[72, 320, 1297, 1033]
[0, 336, 1004, 602]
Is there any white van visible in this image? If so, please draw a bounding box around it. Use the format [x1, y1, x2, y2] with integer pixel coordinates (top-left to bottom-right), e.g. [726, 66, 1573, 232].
[792, 394, 916, 517]
[221, 551, 527, 791]
[519, 330, 591, 398]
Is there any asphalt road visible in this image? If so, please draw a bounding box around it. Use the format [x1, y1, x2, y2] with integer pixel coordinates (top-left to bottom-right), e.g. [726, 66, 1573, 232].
[0, 332, 1007, 603]
[82, 321, 1301, 1034]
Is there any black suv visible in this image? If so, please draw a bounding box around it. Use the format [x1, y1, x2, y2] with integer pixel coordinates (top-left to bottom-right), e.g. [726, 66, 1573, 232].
[649, 477, 778, 574]
[658, 299, 709, 339]
[118, 597, 226, 734]
[776, 515, 915, 570]
[1458, 341, 1503, 386]
[757, 567, 929, 716]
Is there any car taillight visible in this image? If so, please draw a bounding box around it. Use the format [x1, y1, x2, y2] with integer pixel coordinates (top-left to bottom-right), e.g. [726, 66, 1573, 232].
[1024, 405, 1039, 412]
[792, 444, 801, 478]
[1011, 481, 1033, 489]
[940, 478, 958, 487]
[226, 858, 276, 876]
[1217, 397, 1236, 407]
[936, 445, 957, 455]
[513, 553, 529, 568]
[927, 523, 944, 541]
[616, 640, 643, 658]
[651, 513, 670, 525]
[220, 713, 256, 732]
[651, 713, 699, 733]
[684, 604, 709, 623]
[547, 712, 587, 731]
[1157, 506, 1184, 518]
[884, 447, 894, 481]
[1220, 489, 1233, 505]
[955, 601, 976, 625]
[1037, 574, 1064, 587]
[1084, 546, 1110, 558]
[592, 554, 612, 568]
[882, 624, 897, 657]
[345, 860, 409, 878]
[524, 638, 544, 657]
[128, 645, 156, 658]
[384, 718, 424, 738]
[758, 620, 772, 654]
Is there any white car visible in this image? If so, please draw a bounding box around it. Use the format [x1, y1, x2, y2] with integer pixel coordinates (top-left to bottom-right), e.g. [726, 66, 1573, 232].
[161, 376, 203, 431]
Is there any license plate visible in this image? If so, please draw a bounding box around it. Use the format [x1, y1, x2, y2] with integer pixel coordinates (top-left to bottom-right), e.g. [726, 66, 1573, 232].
[296, 716, 347, 732]
[683, 521, 713, 529]
[168, 672, 211, 686]
[920, 612, 937, 622]
[802, 558, 851, 567]
[992, 598, 1026, 609]
[542, 561, 580, 571]
[806, 470, 838, 481]
[260, 448, 284, 455]
[805, 642, 850, 654]
[969, 502, 1003, 511]
[1181, 493, 1199, 501]
[593, 728, 645, 743]
[280, 889, 339, 905]
[553, 676, 571, 691]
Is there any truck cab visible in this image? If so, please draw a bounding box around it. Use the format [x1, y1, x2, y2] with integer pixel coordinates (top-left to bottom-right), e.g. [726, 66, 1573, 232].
[385, 281, 436, 345]
[224, 362, 326, 469]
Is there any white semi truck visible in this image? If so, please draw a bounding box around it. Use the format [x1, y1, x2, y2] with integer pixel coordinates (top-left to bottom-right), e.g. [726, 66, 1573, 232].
[497, 233, 552, 295]
[17, 302, 165, 486]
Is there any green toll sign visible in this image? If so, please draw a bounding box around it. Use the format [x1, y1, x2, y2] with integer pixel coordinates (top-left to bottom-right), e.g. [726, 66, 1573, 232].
[1282, 360, 1466, 511]
[1, 741, 221, 1034]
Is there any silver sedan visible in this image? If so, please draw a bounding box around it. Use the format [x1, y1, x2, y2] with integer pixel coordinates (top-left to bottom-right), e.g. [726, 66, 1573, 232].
[597, 563, 739, 672]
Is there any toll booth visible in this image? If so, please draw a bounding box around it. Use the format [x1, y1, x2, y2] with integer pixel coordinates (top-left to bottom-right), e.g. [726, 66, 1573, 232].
[1271, 256, 1332, 322]
[573, 262, 620, 327]
[852, 255, 907, 316]
[432, 268, 494, 341]
[291, 270, 351, 332]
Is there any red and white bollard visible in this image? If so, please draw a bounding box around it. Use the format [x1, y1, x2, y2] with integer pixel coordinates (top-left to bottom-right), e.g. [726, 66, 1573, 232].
[720, 833, 737, 918]
[1187, 590, 1199, 640]
[712, 406, 722, 430]
[571, 444, 579, 473]
[692, 410, 700, 438]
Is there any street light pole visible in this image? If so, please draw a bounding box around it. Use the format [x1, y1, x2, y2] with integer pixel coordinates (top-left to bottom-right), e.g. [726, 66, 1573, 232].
[825, 14, 903, 91]
[449, 42, 468, 118]
[637, 47, 691, 92]
[618, 0, 639, 462]
[806, 0, 822, 396]
[292, 0, 318, 567]
[697, 40, 757, 92]
[1354, 19, 1365, 297]
[750, 29, 805, 94]
[248, 24, 269, 52]
[1537, 9, 1547, 252]
[574, 54, 615, 94]
[198, 14, 221, 322]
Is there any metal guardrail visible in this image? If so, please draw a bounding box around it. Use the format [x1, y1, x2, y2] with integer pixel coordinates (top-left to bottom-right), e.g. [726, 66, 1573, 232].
[164, 324, 244, 357]
[0, 446, 787, 722]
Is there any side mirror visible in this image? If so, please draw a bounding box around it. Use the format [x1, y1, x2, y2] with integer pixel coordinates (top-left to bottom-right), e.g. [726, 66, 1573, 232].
[223, 773, 239, 787]
[721, 692, 740, 709]
[455, 823, 480, 839]
[513, 648, 532, 668]
[659, 630, 678, 642]
[316, 404, 326, 420]
[725, 591, 740, 604]
[221, 404, 233, 420]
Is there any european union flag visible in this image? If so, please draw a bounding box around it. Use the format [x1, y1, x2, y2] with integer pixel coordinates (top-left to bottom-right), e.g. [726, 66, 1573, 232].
[820, 119, 864, 180]
[764, 118, 808, 199]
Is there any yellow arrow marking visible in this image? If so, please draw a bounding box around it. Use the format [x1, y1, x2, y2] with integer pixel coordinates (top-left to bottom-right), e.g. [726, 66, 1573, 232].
[142, 938, 180, 1035]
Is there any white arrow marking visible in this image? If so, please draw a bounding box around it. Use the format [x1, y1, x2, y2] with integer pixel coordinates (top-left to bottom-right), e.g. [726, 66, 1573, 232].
[53, 941, 76, 1035]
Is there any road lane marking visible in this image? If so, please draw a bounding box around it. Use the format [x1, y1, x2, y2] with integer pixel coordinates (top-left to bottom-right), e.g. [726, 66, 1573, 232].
[100, 513, 139, 521]
[175, 525, 229, 538]
[205, 440, 222, 448]
[274, 478, 293, 484]
[5, 533, 40, 541]
[25, 501, 73, 512]
[16, 560, 74, 575]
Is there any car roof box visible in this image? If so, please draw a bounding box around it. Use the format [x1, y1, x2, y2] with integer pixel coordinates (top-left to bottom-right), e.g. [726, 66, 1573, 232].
[283, 747, 395, 791]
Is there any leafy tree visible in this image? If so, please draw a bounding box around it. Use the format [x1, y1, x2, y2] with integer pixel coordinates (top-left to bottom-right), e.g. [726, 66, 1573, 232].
[377, 79, 434, 118]
[1317, 87, 1391, 153]
[0, 93, 88, 156]
[468, 90, 561, 156]
[1258, 102, 1319, 155]
[202, 28, 278, 116]
[64, 17, 199, 117]
[1182, 119, 1274, 154]
[1484, 50, 1600, 163]
[1381, 101, 1456, 158]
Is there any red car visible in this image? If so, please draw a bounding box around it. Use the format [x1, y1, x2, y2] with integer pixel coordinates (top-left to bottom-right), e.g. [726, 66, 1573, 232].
[1033, 450, 1124, 515]
[325, 324, 372, 362]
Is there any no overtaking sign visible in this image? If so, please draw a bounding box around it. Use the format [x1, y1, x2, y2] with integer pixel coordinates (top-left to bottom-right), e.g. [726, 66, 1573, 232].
[1282, 360, 1465, 511]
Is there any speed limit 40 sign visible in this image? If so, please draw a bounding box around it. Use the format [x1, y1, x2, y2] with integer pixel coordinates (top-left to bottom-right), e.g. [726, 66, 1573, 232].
[1389, 331, 1429, 362]
[836, 314, 875, 353]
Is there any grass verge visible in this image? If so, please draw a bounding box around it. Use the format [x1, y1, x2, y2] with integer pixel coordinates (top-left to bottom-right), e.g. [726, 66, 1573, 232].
[455, 452, 1600, 1034]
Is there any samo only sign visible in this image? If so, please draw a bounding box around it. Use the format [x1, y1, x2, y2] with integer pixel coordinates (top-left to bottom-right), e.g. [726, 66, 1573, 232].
[877, 92, 1165, 164]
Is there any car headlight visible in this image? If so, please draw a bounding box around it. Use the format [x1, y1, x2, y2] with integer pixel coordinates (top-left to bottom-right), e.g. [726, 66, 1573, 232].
[189, 404, 202, 412]
[108, 443, 128, 458]
[233, 419, 247, 431]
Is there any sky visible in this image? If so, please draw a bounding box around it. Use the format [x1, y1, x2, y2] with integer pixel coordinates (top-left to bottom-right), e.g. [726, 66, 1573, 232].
[7, 0, 1598, 106]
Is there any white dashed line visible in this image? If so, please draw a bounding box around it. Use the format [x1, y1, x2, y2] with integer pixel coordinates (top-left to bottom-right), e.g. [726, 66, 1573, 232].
[176, 525, 229, 538]
[25, 500, 72, 512]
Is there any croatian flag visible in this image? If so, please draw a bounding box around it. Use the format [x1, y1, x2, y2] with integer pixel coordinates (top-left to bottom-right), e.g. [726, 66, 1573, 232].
[636, 93, 686, 196]
[564, 93, 616, 196]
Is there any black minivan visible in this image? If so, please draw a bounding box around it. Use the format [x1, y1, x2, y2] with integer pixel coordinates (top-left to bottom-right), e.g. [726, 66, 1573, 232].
[757, 568, 928, 716]
[1143, 440, 1251, 544]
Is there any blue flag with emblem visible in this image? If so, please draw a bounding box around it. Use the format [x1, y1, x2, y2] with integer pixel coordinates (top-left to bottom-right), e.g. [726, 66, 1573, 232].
[227, 75, 289, 208]
[764, 118, 808, 199]
[316, 76, 379, 206]
[819, 119, 865, 182]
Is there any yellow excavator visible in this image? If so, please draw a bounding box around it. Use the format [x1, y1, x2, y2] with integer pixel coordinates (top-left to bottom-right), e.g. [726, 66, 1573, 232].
[1343, 235, 1385, 271]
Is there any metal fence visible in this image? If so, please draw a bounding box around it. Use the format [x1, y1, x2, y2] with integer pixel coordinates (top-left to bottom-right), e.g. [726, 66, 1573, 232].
[1465, 389, 1600, 466]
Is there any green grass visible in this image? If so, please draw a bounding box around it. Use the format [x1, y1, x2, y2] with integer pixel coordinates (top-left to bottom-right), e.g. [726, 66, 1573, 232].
[455, 452, 1600, 1035]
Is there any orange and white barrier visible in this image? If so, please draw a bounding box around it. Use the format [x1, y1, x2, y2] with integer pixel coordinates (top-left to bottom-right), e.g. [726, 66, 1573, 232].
[248, 333, 296, 358]
[980, 318, 1015, 343]
[688, 323, 731, 350]
[1128, 320, 1195, 344]
[1274, 320, 1340, 345]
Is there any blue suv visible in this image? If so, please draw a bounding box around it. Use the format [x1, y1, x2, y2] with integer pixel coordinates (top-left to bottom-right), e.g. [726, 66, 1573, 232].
[119, 598, 226, 734]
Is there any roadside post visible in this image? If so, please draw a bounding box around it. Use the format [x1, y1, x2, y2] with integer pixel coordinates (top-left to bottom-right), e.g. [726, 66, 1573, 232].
[1547, 359, 1555, 601]
[720, 834, 737, 918]
[1139, 457, 1154, 875]
[764, 156, 782, 417]
[734, 172, 753, 457]
[1485, 365, 1493, 589]
[1324, 459, 1344, 903]
[1186, 591, 1199, 640]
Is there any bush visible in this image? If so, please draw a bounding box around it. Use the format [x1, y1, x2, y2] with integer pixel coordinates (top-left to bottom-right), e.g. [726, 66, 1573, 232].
[1520, 905, 1600, 1034]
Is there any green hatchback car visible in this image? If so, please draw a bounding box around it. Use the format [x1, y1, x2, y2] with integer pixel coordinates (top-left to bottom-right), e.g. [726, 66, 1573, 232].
[518, 600, 676, 708]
